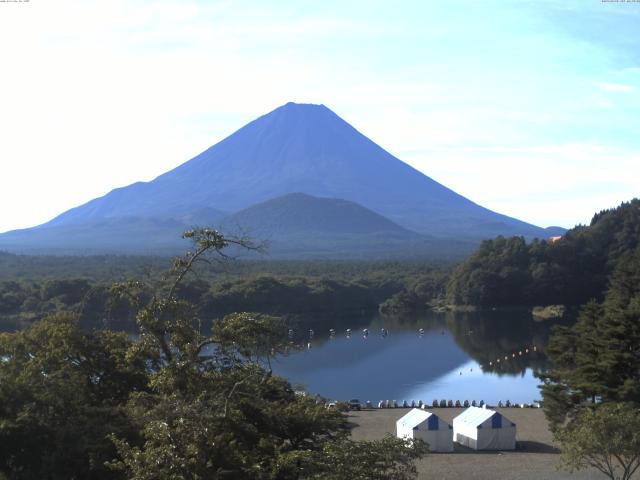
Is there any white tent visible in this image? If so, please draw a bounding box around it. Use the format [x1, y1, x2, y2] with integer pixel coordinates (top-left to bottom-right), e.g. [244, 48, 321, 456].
[452, 406, 516, 450]
[396, 408, 453, 452]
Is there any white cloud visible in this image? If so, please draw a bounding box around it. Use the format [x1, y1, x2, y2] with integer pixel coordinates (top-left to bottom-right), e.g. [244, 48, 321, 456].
[594, 82, 636, 93]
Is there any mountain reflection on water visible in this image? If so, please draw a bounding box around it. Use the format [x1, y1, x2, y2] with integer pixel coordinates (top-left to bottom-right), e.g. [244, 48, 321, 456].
[272, 310, 559, 404]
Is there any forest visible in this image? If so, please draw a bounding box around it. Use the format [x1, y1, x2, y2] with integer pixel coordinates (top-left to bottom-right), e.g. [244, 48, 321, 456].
[0, 254, 451, 332]
[445, 199, 640, 308]
[0, 229, 429, 479]
[3, 200, 640, 334]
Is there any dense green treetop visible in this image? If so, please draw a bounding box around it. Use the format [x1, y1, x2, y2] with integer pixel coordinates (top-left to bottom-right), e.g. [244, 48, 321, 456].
[556, 403, 640, 480]
[539, 245, 640, 480]
[0, 258, 451, 332]
[539, 245, 640, 428]
[446, 199, 640, 307]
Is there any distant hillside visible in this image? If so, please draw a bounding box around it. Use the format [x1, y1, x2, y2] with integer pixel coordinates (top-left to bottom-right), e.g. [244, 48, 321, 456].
[223, 193, 413, 236]
[446, 199, 640, 307]
[220, 193, 474, 259]
[0, 217, 190, 255]
[0, 193, 476, 259]
[0, 102, 554, 257]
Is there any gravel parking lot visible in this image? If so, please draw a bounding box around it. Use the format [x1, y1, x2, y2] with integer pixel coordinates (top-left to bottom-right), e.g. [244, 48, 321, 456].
[348, 408, 611, 480]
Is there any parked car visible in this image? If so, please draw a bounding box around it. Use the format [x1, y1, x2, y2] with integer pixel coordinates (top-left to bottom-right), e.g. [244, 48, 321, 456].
[348, 399, 362, 411]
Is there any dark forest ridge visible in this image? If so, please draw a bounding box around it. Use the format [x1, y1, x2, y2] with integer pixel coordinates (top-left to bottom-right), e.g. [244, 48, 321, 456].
[0, 102, 562, 256]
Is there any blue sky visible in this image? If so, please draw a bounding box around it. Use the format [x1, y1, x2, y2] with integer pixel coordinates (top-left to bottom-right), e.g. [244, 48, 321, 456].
[0, 0, 638, 232]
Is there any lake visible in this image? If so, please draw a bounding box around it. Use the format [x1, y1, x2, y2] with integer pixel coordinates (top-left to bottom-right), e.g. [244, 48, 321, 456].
[0, 307, 557, 406]
[272, 310, 557, 405]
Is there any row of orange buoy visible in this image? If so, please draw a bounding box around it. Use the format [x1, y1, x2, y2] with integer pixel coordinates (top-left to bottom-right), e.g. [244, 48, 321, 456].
[479, 345, 538, 369]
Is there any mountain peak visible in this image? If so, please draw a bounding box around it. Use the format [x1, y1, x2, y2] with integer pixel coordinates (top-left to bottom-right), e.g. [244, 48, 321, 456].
[281, 101, 326, 109]
[262, 101, 336, 126]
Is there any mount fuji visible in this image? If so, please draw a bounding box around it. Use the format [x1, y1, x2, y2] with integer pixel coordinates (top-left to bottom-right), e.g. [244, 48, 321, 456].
[0, 102, 558, 257]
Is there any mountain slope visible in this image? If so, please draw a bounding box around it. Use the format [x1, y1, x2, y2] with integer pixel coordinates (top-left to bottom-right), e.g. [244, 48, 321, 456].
[0, 193, 476, 259]
[0, 102, 559, 256]
[223, 193, 414, 237]
[40, 102, 547, 239]
[219, 193, 454, 258]
[0, 217, 189, 255]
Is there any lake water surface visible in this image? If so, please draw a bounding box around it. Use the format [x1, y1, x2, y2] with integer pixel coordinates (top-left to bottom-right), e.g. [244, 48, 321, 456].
[272, 311, 555, 405]
[0, 308, 556, 406]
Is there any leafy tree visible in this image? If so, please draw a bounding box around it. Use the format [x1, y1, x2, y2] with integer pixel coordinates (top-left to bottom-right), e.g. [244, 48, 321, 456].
[557, 403, 640, 480]
[540, 246, 640, 429]
[0, 314, 147, 480]
[212, 312, 292, 371]
[378, 271, 449, 315]
[304, 436, 428, 480]
[539, 246, 640, 479]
